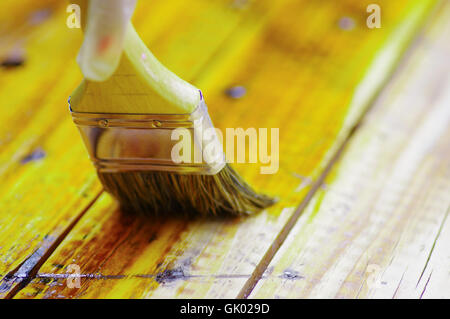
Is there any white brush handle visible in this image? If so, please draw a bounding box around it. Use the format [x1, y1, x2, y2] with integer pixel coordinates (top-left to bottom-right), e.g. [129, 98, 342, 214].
[77, 0, 137, 82]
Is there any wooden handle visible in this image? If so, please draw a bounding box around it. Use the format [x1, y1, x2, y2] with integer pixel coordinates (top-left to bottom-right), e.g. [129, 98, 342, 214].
[69, 1, 200, 114]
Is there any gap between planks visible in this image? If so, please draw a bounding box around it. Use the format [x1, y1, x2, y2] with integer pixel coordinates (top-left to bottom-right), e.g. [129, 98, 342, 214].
[0, 191, 103, 299]
[417, 206, 449, 298]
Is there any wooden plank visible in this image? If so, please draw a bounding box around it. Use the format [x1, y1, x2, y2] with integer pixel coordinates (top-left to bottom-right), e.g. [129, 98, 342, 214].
[0, 0, 273, 298]
[13, 0, 436, 299]
[249, 1, 450, 298]
[0, 3, 99, 299]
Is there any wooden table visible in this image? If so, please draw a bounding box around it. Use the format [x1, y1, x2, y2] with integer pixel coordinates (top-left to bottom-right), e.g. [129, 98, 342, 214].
[0, 0, 448, 299]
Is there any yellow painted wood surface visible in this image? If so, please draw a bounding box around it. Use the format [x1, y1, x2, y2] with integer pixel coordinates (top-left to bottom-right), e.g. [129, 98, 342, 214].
[0, 0, 283, 297]
[0, 0, 440, 299]
[250, 0, 450, 298]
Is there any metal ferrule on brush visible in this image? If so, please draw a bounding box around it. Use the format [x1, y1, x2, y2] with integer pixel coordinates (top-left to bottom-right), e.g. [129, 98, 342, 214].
[69, 98, 226, 175]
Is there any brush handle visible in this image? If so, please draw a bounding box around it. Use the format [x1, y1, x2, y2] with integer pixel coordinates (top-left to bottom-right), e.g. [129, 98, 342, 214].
[76, 0, 136, 82]
[70, 0, 201, 115]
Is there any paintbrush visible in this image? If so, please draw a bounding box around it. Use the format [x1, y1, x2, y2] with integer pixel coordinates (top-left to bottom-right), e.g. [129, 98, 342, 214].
[69, 0, 274, 216]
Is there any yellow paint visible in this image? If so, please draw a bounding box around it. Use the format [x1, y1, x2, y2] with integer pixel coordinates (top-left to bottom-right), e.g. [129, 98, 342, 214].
[0, 0, 438, 299]
[1, 0, 260, 297]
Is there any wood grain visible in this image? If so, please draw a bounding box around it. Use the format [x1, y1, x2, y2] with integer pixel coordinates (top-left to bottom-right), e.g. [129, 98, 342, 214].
[5, 0, 436, 299]
[0, 0, 276, 297]
[249, 1, 450, 298]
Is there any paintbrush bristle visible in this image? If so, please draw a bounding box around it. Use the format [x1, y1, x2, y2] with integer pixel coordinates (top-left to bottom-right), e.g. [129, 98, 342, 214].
[97, 164, 275, 216]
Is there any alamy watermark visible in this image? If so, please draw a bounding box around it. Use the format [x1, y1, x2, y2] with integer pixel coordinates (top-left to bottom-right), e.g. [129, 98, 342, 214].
[66, 4, 81, 29]
[170, 116, 280, 174]
[367, 4, 381, 29]
[66, 263, 81, 288]
[366, 264, 383, 289]
[67, 3, 381, 30]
